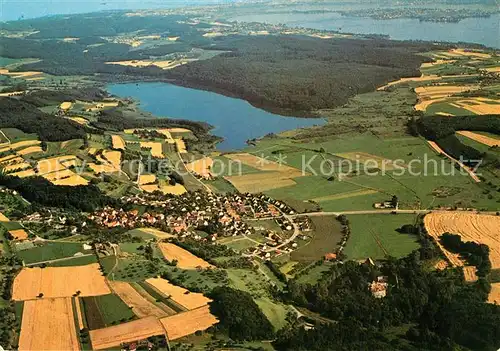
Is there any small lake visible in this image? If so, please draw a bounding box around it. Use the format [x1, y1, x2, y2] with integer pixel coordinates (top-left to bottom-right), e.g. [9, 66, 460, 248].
[107, 82, 324, 150]
[229, 13, 500, 49]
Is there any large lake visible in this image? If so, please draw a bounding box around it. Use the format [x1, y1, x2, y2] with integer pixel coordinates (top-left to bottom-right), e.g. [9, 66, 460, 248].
[229, 13, 500, 49]
[108, 82, 324, 150]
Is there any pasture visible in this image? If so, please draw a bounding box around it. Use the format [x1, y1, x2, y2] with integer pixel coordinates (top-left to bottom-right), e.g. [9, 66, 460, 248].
[291, 216, 343, 262]
[344, 214, 420, 260]
[15, 241, 91, 264]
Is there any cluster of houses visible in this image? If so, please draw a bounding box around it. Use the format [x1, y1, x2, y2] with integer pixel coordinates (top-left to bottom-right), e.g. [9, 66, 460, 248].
[90, 191, 295, 239]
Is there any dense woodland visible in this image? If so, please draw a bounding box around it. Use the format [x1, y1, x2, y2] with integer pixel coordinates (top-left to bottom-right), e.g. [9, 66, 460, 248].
[165, 36, 438, 114]
[0, 97, 85, 141]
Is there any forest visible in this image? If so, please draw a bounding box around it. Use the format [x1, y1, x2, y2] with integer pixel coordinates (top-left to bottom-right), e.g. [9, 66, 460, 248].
[164, 36, 440, 114]
[275, 251, 499, 350]
[0, 97, 85, 141]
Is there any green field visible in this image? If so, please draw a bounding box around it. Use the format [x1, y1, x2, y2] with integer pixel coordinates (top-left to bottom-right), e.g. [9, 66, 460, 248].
[82, 294, 135, 328]
[291, 216, 343, 262]
[343, 214, 420, 260]
[0, 128, 38, 142]
[15, 242, 91, 264]
[46, 254, 98, 267]
[255, 297, 289, 332]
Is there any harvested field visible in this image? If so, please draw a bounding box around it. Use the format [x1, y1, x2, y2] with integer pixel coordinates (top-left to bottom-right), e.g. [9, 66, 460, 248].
[89, 316, 165, 350]
[424, 212, 500, 268]
[52, 174, 89, 186]
[43, 169, 75, 181]
[19, 297, 79, 351]
[3, 162, 30, 172]
[186, 157, 213, 178]
[103, 150, 122, 168]
[37, 155, 76, 174]
[17, 146, 43, 155]
[145, 278, 211, 310]
[225, 172, 297, 193]
[158, 243, 213, 269]
[463, 266, 478, 282]
[161, 184, 187, 195]
[108, 280, 167, 318]
[60, 101, 73, 110]
[9, 228, 28, 240]
[112, 135, 126, 150]
[141, 184, 160, 193]
[130, 228, 175, 239]
[488, 283, 500, 305]
[377, 74, 441, 90]
[139, 174, 156, 185]
[10, 140, 40, 150]
[12, 263, 111, 300]
[453, 99, 500, 115]
[160, 305, 218, 340]
[88, 163, 118, 174]
[0, 154, 17, 163]
[10, 169, 35, 178]
[427, 141, 480, 182]
[415, 85, 478, 99]
[457, 131, 499, 147]
[140, 142, 164, 158]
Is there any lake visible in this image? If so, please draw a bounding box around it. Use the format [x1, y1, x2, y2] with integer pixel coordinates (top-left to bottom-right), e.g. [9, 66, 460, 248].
[229, 12, 500, 49]
[107, 82, 324, 150]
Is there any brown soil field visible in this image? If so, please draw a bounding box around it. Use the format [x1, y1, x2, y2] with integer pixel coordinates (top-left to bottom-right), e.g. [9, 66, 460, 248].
[225, 173, 297, 193]
[145, 278, 211, 310]
[19, 297, 80, 351]
[463, 266, 478, 282]
[488, 283, 500, 305]
[186, 157, 213, 178]
[12, 263, 111, 300]
[109, 281, 168, 318]
[9, 229, 28, 240]
[140, 142, 164, 158]
[424, 212, 500, 268]
[158, 243, 213, 269]
[457, 131, 500, 147]
[160, 305, 218, 340]
[89, 316, 166, 350]
[112, 135, 126, 150]
[427, 141, 480, 182]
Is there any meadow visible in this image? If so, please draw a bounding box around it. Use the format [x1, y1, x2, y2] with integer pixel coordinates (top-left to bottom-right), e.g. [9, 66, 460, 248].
[343, 214, 420, 260]
[15, 242, 91, 265]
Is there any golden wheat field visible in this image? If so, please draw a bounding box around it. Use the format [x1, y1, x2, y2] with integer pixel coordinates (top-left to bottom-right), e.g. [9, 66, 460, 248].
[424, 212, 500, 268]
[16, 146, 43, 155]
[140, 141, 164, 158]
[60, 101, 73, 110]
[160, 305, 218, 340]
[108, 281, 168, 318]
[103, 150, 122, 168]
[18, 297, 80, 351]
[111, 135, 126, 150]
[9, 229, 28, 240]
[457, 131, 500, 147]
[37, 155, 77, 174]
[453, 99, 500, 115]
[158, 243, 213, 269]
[89, 316, 166, 350]
[10, 169, 36, 178]
[161, 183, 187, 195]
[12, 263, 111, 300]
[186, 157, 213, 178]
[463, 266, 478, 282]
[52, 174, 89, 186]
[145, 278, 211, 310]
[0, 212, 9, 221]
[139, 174, 157, 185]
